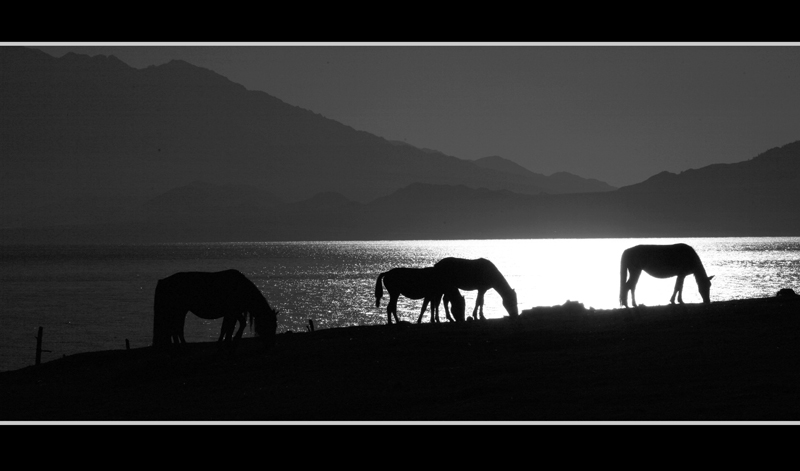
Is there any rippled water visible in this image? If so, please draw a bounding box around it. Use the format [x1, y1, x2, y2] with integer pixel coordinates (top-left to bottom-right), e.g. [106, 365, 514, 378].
[1, 237, 799, 372]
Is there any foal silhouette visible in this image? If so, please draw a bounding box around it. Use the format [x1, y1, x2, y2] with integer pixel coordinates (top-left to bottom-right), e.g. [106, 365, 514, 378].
[619, 243, 714, 307]
[153, 269, 279, 348]
[375, 267, 466, 325]
[433, 257, 518, 319]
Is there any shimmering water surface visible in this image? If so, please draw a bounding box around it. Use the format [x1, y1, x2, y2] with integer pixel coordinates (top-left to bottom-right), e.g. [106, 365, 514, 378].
[1, 237, 799, 372]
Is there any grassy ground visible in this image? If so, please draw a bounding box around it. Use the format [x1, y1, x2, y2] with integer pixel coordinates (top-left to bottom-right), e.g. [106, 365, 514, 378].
[2, 296, 800, 422]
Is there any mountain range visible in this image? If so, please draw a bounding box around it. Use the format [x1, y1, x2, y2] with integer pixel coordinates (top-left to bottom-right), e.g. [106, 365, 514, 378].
[1, 46, 798, 243]
[1, 47, 611, 225]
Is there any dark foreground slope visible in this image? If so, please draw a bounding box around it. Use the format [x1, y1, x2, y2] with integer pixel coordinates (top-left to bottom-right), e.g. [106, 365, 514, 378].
[2, 296, 800, 422]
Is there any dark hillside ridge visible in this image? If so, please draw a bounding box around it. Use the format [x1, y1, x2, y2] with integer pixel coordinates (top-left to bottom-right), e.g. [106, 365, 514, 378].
[473, 155, 616, 193]
[619, 141, 800, 193]
[2, 47, 798, 242]
[1, 46, 613, 231]
[3, 296, 800, 420]
[4, 140, 799, 243]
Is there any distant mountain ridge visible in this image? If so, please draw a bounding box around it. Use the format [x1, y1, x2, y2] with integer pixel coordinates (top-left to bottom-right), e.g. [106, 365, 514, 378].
[618, 141, 800, 193]
[387, 141, 615, 194]
[3, 139, 799, 243]
[2, 46, 799, 242]
[473, 155, 616, 193]
[1, 46, 613, 230]
[142, 181, 285, 224]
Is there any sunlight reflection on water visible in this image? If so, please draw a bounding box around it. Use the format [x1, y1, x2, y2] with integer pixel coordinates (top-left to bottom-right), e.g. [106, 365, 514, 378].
[239, 238, 800, 329]
[1, 237, 799, 372]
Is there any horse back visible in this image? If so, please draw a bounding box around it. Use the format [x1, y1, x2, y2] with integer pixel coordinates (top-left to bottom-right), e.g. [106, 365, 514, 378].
[623, 244, 702, 276]
[383, 267, 456, 299]
[156, 269, 257, 317]
[434, 257, 500, 289]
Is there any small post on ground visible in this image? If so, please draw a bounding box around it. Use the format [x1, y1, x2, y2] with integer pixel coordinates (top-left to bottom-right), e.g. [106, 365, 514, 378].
[125, 339, 130, 350]
[35, 326, 43, 366]
[308, 319, 315, 332]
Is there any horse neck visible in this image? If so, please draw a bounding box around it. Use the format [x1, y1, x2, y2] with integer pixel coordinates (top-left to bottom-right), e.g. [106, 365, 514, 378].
[693, 259, 709, 281]
[688, 250, 708, 278]
[491, 272, 514, 301]
[249, 296, 276, 334]
[246, 288, 269, 316]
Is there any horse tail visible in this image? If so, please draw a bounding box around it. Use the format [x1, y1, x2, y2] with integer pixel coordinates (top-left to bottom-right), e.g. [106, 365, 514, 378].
[619, 250, 628, 306]
[375, 272, 386, 308]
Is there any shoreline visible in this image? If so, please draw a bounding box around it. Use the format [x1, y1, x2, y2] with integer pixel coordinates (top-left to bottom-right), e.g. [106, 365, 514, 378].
[2, 296, 800, 422]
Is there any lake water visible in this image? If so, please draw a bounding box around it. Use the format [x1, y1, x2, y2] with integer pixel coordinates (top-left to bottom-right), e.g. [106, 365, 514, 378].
[1, 237, 799, 372]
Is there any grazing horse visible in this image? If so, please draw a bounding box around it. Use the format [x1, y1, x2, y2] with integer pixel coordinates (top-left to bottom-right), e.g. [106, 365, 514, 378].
[375, 267, 466, 325]
[433, 257, 518, 320]
[153, 269, 279, 348]
[619, 243, 714, 307]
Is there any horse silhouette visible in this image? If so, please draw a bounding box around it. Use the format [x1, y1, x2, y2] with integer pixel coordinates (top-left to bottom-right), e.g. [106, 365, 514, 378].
[375, 267, 466, 325]
[153, 269, 279, 348]
[619, 243, 714, 307]
[433, 257, 518, 319]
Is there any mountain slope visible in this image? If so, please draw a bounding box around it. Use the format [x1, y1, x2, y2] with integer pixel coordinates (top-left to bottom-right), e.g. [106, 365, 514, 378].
[618, 141, 800, 193]
[7, 136, 798, 243]
[3, 47, 798, 242]
[1, 46, 612, 230]
[473, 155, 616, 193]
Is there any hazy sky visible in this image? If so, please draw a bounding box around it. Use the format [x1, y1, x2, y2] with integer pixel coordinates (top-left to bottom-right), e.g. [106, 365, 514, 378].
[27, 43, 800, 187]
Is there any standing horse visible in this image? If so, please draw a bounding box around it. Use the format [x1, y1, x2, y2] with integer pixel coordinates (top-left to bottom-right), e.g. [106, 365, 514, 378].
[619, 243, 714, 307]
[153, 269, 279, 348]
[433, 257, 518, 319]
[375, 267, 466, 325]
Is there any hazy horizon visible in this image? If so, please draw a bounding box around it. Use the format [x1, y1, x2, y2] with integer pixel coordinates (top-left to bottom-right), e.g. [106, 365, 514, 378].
[25, 42, 800, 188]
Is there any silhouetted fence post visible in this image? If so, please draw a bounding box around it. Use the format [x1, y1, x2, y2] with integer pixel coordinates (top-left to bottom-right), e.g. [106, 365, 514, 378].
[126, 339, 130, 350]
[307, 319, 315, 332]
[34, 326, 52, 366]
[35, 326, 43, 366]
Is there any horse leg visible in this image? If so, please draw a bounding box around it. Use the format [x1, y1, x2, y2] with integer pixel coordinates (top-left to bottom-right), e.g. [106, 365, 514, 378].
[417, 298, 430, 324]
[388, 294, 399, 324]
[172, 311, 188, 344]
[470, 293, 480, 320]
[443, 294, 454, 322]
[476, 290, 487, 320]
[217, 318, 227, 342]
[233, 312, 247, 340]
[671, 276, 686, 304]
[218, 314, 233, 342]
[626, 269, 642, 308]
[431, 295, 442, 323]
